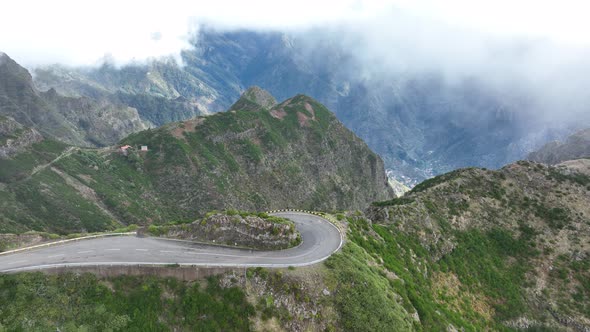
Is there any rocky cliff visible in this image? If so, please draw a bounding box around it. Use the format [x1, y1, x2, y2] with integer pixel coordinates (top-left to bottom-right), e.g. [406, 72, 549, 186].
[147, 212, 300, 250]
[0, 116, 43, 158]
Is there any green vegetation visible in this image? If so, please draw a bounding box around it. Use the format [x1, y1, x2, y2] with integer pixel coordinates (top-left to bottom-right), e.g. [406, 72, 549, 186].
[0, 273, 254, 331]
[371, 196, 414, 207]
[0, 139, 66, 182]
[328, 214, 544, 330]
[546, 167, 590, 187]
[410, 169, 465, 193]
[339, 216, 492, 330]
[439, 228, 536, 320]
[326, 242, 414, 331]
[1, 91, 391, 235]
[357, 161, 590, 330]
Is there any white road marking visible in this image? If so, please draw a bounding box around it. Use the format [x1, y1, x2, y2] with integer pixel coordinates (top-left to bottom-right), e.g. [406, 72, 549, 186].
[48, 254, 64, 258]
[77, 250, 93, 254]
[0, 213, 343, 272]
[186, 251, 262, 259]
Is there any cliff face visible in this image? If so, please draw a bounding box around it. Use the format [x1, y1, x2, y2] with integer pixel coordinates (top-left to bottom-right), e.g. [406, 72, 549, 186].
[0, 53, 149, 147]
[0, 88, 392, 234]
[528, 128, 590, 164]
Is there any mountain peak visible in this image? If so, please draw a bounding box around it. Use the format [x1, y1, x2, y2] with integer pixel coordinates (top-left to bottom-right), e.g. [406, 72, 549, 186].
[240, 86, 277, 109]
[0, 52, 34, 85]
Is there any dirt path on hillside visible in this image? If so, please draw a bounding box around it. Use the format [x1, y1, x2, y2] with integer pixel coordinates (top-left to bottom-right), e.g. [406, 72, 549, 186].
[29, 146, 77, 177]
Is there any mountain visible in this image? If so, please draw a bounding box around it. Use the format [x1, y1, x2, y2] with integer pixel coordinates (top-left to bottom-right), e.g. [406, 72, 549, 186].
[363, 159, 590, 330]
[0, 115, 44, 158]
[33, 59, 213, 126]
[2, 158, 588, 331]
[31, 29, 584, 186]
[528, 128, 590, 164]
[0, 88, 392, 234]
[0, 53, 149, 147]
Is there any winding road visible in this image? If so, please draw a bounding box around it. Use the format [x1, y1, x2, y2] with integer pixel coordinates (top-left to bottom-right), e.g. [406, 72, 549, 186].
[0, 212, 342, 273]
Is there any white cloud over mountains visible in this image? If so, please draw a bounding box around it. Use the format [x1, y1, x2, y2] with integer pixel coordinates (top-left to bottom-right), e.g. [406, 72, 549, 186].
[2, 0, 589, 67]
[2, 0, 590, 124]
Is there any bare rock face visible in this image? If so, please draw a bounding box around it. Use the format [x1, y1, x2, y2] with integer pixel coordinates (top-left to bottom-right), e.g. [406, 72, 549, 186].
[0, 116, 43, 158]
[150, 213, 300, 250]
[241, 86, 277, 109]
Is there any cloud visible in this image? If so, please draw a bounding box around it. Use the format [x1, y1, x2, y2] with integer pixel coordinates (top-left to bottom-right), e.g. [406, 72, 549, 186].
[306, 9, 590, 124]
[2, 0, 590, 125]
[2, 0, 590, 67]
[0, 0, 387, 66]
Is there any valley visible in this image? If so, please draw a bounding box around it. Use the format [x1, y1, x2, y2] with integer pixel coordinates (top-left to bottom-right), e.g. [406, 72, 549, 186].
[1, 14, 590, 331]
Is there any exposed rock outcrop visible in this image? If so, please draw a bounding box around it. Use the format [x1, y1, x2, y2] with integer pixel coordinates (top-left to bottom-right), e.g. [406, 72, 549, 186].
[0, 116, 43, 158]
[148, 213, 300, 250]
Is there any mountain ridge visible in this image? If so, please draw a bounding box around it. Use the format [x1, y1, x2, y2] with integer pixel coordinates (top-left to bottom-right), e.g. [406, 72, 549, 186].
[0, 53, 149, 147]
[528, 128, 590, 165]
[29, 29, 585, 185]
[0, 88, 392, 234]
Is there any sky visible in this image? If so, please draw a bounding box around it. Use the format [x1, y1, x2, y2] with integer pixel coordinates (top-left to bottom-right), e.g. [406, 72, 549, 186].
[1, 0, 590, 66]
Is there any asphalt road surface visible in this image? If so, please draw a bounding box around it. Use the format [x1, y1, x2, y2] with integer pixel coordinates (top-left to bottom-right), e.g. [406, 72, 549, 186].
[0, 212, 342, 273]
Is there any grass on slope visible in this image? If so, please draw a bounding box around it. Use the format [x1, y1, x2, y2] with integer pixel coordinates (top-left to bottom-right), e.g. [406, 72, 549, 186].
[0, 273, 254, 331]
[0, 139, 67, 182]
[334, 214, 541, 331]
[325, 242, 415, 331]
[53, 149, 180, 225]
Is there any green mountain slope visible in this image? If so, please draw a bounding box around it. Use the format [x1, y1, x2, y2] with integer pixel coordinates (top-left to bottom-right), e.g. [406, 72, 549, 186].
[0, 88, 392, 234]
[362, 159, 590, 330]
[1, 158, 589, 331]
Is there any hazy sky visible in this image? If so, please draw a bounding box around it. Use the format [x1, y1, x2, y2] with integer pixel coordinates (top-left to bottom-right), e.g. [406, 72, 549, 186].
[1, 0, 589, 66]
